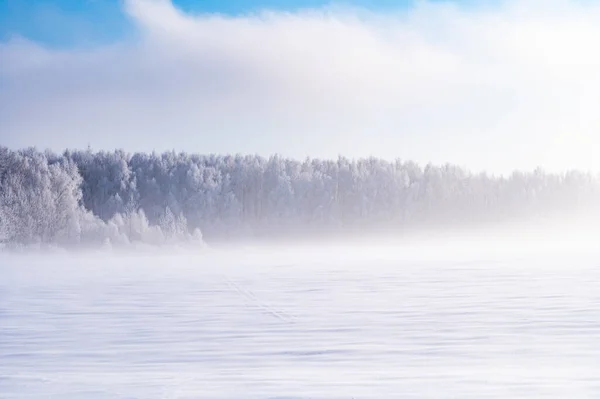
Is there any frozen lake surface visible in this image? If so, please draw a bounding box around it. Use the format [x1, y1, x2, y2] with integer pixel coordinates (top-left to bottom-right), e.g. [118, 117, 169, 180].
[2, 243, 600, 398]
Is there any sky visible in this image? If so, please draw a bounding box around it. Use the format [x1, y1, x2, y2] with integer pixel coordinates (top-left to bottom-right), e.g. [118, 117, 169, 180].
[1, 0, 600, 174]
[0, 0, 429, 46]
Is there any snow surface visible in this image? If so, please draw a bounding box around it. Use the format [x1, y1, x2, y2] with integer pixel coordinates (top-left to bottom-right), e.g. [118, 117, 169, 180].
[2, 243, 600, 398]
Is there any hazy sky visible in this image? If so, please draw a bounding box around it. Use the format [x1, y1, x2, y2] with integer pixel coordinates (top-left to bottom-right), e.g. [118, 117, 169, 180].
[2, 0, 600, 174]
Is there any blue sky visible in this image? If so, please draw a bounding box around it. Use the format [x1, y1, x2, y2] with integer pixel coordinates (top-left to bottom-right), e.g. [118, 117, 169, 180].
[0, 0, 481, 47]
[0, 0, 408, 46]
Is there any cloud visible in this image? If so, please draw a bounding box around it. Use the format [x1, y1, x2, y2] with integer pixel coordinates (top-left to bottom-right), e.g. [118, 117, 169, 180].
[2, 0, 600, 173]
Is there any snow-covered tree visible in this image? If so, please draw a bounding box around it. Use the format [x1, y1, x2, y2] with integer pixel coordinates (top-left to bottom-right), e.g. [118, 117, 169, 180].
[2, 145, 600, 247]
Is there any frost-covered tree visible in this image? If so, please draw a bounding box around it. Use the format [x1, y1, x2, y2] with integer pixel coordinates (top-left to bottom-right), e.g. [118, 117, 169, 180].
[0, 148, 84, 245]
[0, 147, 204, 248]
[2, 145, 600, 247]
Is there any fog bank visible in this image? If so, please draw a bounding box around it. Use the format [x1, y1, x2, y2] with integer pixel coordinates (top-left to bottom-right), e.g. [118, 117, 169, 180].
[2, 147, 600, 250]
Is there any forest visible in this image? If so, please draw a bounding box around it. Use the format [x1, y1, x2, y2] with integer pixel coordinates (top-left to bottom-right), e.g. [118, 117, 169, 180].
[1, 146, 599, 248]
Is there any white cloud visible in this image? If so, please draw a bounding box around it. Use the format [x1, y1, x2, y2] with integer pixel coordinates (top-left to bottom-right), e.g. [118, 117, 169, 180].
[2, 0, 600, 173]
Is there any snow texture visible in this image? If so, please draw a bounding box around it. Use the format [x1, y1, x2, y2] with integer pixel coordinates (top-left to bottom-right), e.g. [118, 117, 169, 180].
[2, 244, 600, 398]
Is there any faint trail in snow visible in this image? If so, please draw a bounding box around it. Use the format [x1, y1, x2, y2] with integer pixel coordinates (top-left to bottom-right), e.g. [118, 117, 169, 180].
[224, 277, 297, 324]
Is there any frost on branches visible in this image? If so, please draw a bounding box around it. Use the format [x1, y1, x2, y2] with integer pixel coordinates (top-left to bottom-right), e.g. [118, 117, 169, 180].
[1, 146, 599, 248]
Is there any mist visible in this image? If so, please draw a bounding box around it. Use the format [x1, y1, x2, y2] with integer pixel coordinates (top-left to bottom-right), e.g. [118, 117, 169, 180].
[4, 1, 600, 397]
[3, 233, 600, 398]
[3, 149, 600, 397]
[2, 146, 600, 251]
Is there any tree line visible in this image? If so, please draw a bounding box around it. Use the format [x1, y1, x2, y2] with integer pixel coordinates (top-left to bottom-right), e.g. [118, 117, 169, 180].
[1, 146, 598, 248]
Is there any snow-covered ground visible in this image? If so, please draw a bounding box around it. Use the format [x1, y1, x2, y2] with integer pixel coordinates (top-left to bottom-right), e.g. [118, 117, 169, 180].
[2, 242, 600, 398]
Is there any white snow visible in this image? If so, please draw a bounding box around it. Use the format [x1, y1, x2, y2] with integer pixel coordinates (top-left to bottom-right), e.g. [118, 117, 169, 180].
[2, 243, 600, 398]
